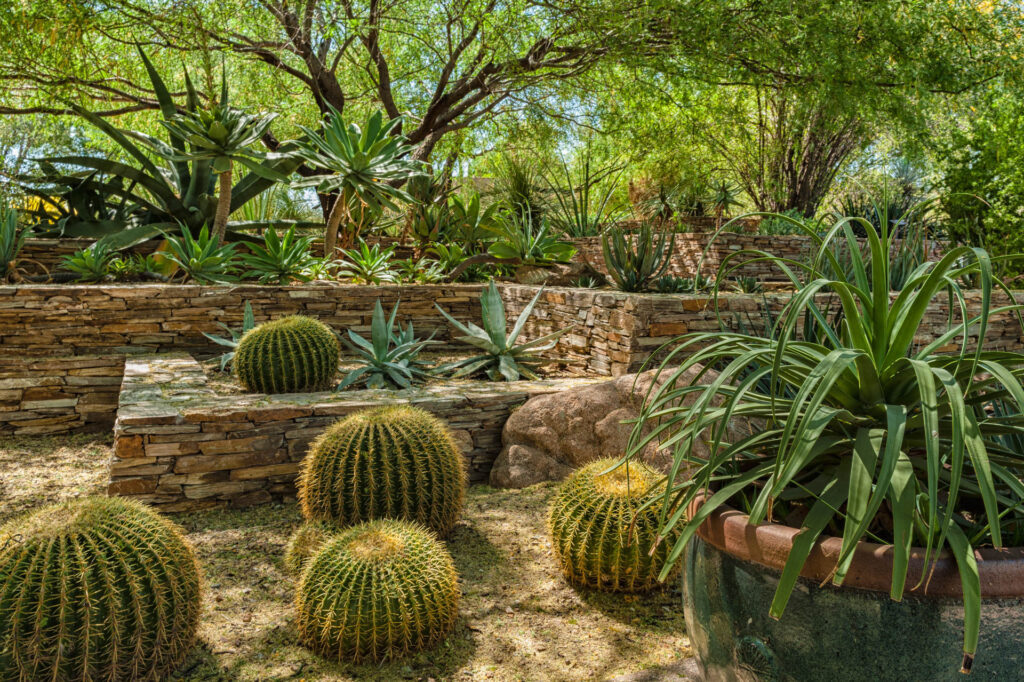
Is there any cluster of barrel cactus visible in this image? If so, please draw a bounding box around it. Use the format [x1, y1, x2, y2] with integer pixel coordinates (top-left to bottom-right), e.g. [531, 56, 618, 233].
[548, 458, 677, 592]
[234, 314, 339, 393]
[298, 405, 466, 536]
[0, 496, 202, 681]
[295, 519, 459, 663]
[284, 520, 338, 576]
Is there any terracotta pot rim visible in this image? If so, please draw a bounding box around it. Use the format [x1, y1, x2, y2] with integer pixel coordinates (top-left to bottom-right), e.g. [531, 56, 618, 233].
[693, 502, 1024, 599]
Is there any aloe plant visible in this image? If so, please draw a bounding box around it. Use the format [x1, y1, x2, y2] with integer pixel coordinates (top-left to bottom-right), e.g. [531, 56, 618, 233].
[602, 221, 675, 292]
[435, 281, 571, 381]
[20, 49, 304, 249]
[336, 300, 437, 390]
[60, 241, 116, 282]
[162, 225, 240, 283]
[294, 109, 422, 254]
[241, 225, 318, 283]
[202, 301, 256, 370]
[337, 239, 397, 284]
[449, 193, 498, 252]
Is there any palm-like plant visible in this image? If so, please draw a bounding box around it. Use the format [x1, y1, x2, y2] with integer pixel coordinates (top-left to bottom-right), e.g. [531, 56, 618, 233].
[336, 240, 397, 284]
[435, 282, 572, 381]
[241, 225, 318, 284]
[337, 300, 437, 390]
[707, 180, 743, 229]
[294, 109, 422, 254]
[631, 214, 1024, 671]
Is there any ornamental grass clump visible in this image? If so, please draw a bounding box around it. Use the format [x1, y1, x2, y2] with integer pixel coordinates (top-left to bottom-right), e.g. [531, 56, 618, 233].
[234, 315, 339, 393]
[634, 209, 1024, 671]
[0, 496, 202, 681]
[295, 519, 459, 663]
[548, 459, 677, 592]
[298, 405, 465, 536]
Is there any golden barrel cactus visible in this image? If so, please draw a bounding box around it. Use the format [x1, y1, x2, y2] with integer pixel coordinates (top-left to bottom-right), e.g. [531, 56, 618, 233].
[296, 519, 459, 663]
[548, 458, 677, 592]
[0, 497, 202, 681]
[298, 405, 465, 536]
[234, 315, 339, 393]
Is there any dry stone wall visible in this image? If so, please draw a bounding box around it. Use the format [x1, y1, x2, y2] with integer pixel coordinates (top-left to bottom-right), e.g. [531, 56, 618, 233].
[111, 353, 598, 512]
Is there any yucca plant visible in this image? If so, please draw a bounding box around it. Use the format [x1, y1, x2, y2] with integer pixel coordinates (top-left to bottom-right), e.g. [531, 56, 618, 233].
[603, 221, 675, 292]
[60, 240, 116, 282]
[294, 109, 422, 254]
[631, 213, 1024, 671]
[202, 300, 256, 371]
[337, 239, 398, 284]
[435, 281, 571, 381]
[162, 225, 240, 284]
[241, 225, 318, 283]
[336, 300, 437, 390]
[488, 210, 576, 265]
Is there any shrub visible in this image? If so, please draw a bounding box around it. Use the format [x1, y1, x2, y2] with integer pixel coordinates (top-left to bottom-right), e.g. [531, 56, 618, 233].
[284, 521, 338, 576]
[548, 459, 677, 592]
[0, 496, 202, 680]
[296, 519, 459, 663]
[298, 405, 465, 536]
[234, 315, 339, 393]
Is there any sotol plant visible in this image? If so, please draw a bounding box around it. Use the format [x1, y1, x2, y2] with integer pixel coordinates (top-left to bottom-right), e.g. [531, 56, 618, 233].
[298, 405, 465, 536]
[435, 281, 571, 381]
[296, 519, 459, 663]
[548, 459, 679, 592]
[0, 496, 202, 680]
[234, 315, 340, 393]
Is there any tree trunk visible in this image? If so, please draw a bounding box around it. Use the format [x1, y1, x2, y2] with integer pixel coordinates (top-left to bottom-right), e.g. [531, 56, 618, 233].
[323, 198, 346, 257]
[213, 167, 233, 245]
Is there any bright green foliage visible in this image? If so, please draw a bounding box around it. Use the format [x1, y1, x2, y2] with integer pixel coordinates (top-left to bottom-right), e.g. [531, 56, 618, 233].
[298, 406, 465, 536]
[448, 194, 498, 252]
[337, 300, 436, 390]
[241, 225, 318, 284]
[162, 225, 240, 283]
[0, 207, 31, 282]
[203, 300, 256, 371]
[488, 211, 576, 265]
[435, 281, 571, 381]
[602, 221, 674, 292]
[337, 240, 398, 284]
[234, 315, 339, 393]
[284, 521, 338, 576]
[60, 240, 116, 282]
[548, 459, 677, 593]
[296, 519, 459, 663]
[0, 496, 202, 681]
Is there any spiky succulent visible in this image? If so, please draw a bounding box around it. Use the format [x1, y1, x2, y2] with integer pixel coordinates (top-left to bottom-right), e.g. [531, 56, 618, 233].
[234, 315, 340, 393]
[548, 459, 678, 592]
[298, 405, 465, 536]
[295, 519, 459, 663]
[0, 496, 202, 681]
[284, 521, 338, 576]
[336, 299, 437, 390]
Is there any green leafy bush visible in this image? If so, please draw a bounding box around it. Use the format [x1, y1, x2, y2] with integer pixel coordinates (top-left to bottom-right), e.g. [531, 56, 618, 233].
[234, 315, 339, 393]
[435, 281, 571, 381]
[548, 459, 678, 592]
[0, 496, 202, 680]
[298, 405, 465, 536]
[295, 519, 459, 663]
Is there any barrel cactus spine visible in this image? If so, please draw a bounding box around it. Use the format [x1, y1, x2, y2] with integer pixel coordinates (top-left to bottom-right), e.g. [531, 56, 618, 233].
[284, 520, 339, 576]
[548, 458, 678, 593]
[298, 405, 466, 536]
[234, 315, 340, 393]
[0, 496, 202, 681]
[296, 519, 459, 663]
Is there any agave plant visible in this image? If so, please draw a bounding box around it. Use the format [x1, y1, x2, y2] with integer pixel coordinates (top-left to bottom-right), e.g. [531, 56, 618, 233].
[241, 225, 318, 284]
[435, 281, 572, 381]
[60, 241, 116, 282]
[393, 257, 445, 284]
[337, 240, 397, 284]
[488, 211, 576, 265]
[336, 300, 437, 390]
[0, 206, 37, 282]
[162, 225, 240, 284]
[602, 221, 675, 292]
[202, 301, 256, 371]
[631, 213, 1024, 671]
[294, 109, 422, 254]
[20, 49, 304, 249]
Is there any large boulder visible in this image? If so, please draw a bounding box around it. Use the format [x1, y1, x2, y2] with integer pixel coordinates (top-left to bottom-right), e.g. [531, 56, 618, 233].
[491, 365, 740, 488]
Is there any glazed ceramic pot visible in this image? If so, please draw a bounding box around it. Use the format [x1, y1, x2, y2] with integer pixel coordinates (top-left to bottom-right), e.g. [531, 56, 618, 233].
[683, 506, 1024, 681]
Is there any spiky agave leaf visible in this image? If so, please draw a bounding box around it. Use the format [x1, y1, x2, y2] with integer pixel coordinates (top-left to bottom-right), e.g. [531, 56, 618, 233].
[548, 459, 679, 592]
[0, 496, 202, 681]
[298, 405, 465, 536]
[295, 519, 459, 663]
[336, 299, 437, 390]
[234, 315, 340, 393]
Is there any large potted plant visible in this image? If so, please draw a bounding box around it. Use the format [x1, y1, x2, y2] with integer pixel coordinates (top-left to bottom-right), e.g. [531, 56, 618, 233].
[630, 212, 1024, 680]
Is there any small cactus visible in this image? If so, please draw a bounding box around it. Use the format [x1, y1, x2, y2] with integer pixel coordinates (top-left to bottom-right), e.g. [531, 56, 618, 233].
[234, 315, 339, 393]
[284, 521, 338, 576]
[0, 496, 202, 681]
[298, 405, 465, 536]
[296, 519, 459, 663]
[548, 459, 678, 592]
